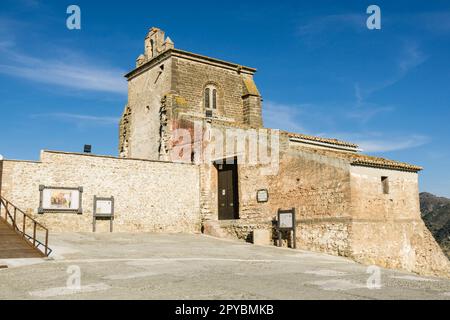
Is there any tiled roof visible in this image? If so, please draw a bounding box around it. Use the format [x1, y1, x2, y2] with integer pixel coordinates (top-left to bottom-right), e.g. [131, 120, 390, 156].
[286, 132, 421, 171]
[287, 132, 359, 148]
[349, 153, 423, 172]
[299, 147, 422, 172]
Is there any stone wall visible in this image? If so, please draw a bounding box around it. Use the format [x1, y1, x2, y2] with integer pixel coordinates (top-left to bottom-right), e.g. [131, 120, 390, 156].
[201, 142, 449, 277]
[124, 55, 172, 160]
[202, 144, 354, 256]
[172, 56, 259, 126]
[0, 151, 201, 233]
[350, 166, 450, 277]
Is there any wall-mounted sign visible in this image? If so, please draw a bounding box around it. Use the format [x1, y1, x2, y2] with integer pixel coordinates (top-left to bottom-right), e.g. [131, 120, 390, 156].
[38, 186, 83, 214]
[95, 198, 113, 216]
[279, 212, 294, 229]
[257, 189, 269, 203]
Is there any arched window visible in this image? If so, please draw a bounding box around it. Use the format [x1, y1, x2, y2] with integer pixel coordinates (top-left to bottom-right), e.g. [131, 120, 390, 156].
[204, 85, 217, 110]
[204, 88, 210, 109]
[212, 89, 217, 109]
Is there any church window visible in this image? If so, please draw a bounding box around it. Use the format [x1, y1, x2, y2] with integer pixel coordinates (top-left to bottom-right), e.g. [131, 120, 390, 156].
[212, 89, 217, 109]
[204, 85, 217, 110]
[204, 88, 210, 109]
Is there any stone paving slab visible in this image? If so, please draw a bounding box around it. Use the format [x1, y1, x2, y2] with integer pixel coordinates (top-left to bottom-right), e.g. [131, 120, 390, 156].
[0, 232, 449, 300]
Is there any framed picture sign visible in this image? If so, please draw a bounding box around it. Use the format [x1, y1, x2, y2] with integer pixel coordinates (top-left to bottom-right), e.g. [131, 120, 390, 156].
[38, 185, 83, 214]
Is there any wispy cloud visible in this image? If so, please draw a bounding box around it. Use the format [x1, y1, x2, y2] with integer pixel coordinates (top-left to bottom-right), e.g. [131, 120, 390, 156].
[401, 11, 450, 35]
[263, 100, 308, 133]
[297, 13, 365, 37]
[263, 100, 429, 153]
[326, 132, 430, 153]
[346, 104, 394, 123]
[354, 135, 430, 153]
[398, 42, 428, 74]
[0, 52, 127, 94]
[30, 113, 120, 126]
[296, 13, 365, 48]
[0, 17, 127, 95]
[352, 42, 427, 110]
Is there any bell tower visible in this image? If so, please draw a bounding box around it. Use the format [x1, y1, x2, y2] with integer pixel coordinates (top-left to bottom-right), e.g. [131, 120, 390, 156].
[136, 27, 174, 67]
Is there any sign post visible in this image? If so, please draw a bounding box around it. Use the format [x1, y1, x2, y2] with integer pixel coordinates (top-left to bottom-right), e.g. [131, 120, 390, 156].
[276, 208, 296, 249]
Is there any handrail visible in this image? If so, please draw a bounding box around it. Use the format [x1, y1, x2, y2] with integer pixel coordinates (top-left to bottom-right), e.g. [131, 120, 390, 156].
[0, 196, 52, 256]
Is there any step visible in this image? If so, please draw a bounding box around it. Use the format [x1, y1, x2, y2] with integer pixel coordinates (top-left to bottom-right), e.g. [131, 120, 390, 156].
[0, 245, 34, 251]
[0, 232, 23, 237]
[0, 248, 43, 259]
[0, 238, 33, 244]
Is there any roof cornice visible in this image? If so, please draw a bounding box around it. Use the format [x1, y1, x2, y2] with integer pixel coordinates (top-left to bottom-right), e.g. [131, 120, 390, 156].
[125, 48, 257, 80]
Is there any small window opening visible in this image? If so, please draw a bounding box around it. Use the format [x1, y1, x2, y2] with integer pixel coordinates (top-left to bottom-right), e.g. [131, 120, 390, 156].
[381, 176, 389, 194]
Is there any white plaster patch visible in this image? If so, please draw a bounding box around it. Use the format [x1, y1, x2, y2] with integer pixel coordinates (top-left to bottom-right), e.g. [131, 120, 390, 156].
[391, 275, 438, 282]
[304, 269, 348, 277]
[0, 258, 46, 268]
[309, 279, 366, 291]
[104, 271, 157, 280]
[29, 283, 110, 298]
[48, 244, 81, 260]
[289, 253, 351, 264]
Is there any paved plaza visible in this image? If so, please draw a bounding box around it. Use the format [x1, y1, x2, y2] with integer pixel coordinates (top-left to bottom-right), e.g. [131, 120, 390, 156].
[1, 233, 449, 300]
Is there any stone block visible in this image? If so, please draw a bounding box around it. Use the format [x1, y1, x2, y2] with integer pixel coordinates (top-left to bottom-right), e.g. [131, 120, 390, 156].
[253, 229, 271, 246]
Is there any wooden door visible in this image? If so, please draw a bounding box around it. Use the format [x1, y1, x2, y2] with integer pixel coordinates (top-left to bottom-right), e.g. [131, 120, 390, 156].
[217, 162, 239, 220]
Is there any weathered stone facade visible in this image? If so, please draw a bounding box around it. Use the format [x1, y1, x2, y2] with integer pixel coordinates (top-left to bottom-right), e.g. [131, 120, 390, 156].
[1, 151, 201, 233]
[0, 27, 448, 278]
[119, 28, 447, 277]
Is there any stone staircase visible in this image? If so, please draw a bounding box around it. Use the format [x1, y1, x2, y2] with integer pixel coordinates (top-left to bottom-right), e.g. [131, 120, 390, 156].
[0, 218, 43, 258]
[0, 197, 51, 259]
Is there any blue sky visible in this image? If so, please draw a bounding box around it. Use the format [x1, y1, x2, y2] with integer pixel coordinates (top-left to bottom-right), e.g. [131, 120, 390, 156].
[0, 0, 449, 197]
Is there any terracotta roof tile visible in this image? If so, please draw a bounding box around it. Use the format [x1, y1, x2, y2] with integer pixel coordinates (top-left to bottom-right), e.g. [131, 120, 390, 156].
[286, 132, 359, 148]
[349, 153, 423, 172]
[300, 147, 422, 172]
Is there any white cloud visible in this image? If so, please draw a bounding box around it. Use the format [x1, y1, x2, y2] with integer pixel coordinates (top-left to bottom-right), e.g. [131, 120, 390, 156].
[355, 42, 428, 101]
[326, 132, 430, 153]
[0, 18, 127, 95]
[263, 99, 429, 153]
[297, 14, 365, 37]
[263, 100, 308, 133]
[30, 113, 120, 126]
[0, 57, 127, 94]
[346, 104, 394, 123]
[398, 42, 428, 74]
[356, 135, 430, 153]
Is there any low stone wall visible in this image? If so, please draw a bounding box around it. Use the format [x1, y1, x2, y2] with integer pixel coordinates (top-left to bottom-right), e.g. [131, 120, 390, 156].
[0, 151, 201, 233]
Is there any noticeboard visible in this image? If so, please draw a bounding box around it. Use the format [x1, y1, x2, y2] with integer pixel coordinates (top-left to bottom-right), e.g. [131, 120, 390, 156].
[277, 208, 295, 230]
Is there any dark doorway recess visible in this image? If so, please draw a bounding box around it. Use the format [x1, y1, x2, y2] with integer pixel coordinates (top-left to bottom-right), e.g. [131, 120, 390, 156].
[216, 159, 239, 220]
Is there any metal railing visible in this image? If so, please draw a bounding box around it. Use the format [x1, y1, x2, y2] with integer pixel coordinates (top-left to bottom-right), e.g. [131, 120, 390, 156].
[0, 196, 51, 256]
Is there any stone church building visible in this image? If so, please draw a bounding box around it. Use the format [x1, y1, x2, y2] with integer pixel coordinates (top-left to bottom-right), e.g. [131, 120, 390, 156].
[0, 27, 448, 277]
